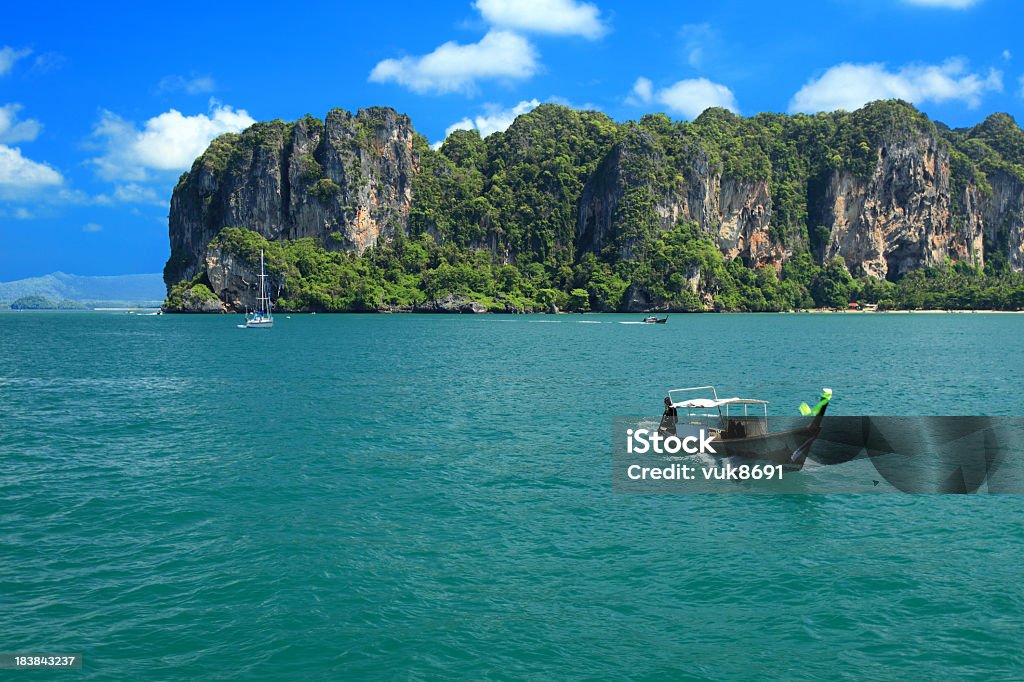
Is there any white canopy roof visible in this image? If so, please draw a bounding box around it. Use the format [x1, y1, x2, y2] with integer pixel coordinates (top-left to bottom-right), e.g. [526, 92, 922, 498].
[667, 386, 768, 410]
[671, 397, 768, 409]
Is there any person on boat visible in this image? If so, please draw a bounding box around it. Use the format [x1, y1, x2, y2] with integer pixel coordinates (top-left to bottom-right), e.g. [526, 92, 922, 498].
[659, 397, 678, 436]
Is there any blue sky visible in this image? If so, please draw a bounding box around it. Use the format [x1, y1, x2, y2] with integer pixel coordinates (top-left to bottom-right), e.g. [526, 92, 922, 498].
[1, 0, 1021, 280]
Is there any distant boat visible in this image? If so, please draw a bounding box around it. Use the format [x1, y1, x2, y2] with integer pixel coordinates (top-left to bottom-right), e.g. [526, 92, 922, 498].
[642, 315, 668, 324]
[238, 250, 273, 329]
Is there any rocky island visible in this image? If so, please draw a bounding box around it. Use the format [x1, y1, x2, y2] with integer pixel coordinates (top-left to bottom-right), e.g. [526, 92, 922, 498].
[163, 101, 1024, 313]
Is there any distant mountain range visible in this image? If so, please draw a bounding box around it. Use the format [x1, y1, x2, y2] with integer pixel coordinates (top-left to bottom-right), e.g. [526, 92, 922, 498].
[0, 272, 166, 306]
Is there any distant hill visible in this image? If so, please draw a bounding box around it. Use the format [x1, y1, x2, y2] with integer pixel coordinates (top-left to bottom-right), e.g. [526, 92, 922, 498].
[0, 272, 165, 306]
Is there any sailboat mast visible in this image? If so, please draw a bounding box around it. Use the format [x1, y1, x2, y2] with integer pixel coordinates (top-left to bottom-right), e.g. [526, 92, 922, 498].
[264, 249, 272, 315]
[259, 249, 267, 314]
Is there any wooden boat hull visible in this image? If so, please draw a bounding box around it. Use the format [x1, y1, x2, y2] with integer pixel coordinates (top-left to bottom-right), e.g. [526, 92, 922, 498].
[712, 426, 821, 470]
[713, 405, 829, 470]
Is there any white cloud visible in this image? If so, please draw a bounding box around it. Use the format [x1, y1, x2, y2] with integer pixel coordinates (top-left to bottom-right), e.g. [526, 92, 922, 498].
[658, 79, 740, 119]
[0, 144, 63, 199]
[627, 77, 739, 119]
[83, 222, 103, 233]
[901, 0, 980, 7]
[14, 207, 33, 219]
[0, 46, 31, 77]
[473, 0, 607, 39]
[626, 77, 654, 106]
[1003, 50, 1012, 61]
[369, 30, 538, 95]
[89, 100, 255, 181]
[158, 74, 216, 95]
[0, 104, 42, 143]
[442, 99, 541, 142]
[789, 59, 1002, 113]
[1019, 75, 1024, 98]
[112, 183, 166, 205]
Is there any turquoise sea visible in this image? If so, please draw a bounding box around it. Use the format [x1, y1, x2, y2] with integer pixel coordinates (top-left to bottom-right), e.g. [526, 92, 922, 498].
[2, 312, 1023, 679]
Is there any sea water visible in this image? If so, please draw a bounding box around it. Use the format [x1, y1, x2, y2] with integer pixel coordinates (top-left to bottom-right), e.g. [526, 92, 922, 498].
[1, 312, 1022, 679]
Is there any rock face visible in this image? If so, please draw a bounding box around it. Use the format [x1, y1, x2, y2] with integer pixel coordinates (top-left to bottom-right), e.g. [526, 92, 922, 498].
[413, 294, 488, 314]
[166, 107, 417, 286]
[982, 171, 1024, 269]
[574, 110, 1024, 283]
[576, 126, 672, 259]
[820, 132, 957, 278]
[203, 242, 284, 313]
[577, 126, 781, 268]
[166, 102, 1024, 310]
[163, 288, 226, 313]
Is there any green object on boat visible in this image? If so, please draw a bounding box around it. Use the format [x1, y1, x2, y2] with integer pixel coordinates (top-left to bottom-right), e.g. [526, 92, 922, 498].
[799, 387, 833, 416]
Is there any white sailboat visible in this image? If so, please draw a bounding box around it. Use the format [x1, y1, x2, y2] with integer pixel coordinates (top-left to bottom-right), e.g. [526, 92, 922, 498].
[238, 249, 274, 329]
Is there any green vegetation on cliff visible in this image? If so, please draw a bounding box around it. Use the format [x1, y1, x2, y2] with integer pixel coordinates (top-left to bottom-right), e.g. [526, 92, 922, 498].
[167, 101, 1024, 312]
[170, 225, 1024, 312]
[941, 112, 1024, 186]
[410, 104, 619, 266]
[164, 277, 223, 313]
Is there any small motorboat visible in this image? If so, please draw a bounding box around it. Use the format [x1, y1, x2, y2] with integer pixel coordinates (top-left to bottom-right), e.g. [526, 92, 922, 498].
[659, 386, 832, 469]
[642, 315, 668, 324]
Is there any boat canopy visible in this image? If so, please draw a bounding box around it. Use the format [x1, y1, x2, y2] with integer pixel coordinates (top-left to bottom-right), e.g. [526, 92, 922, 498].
[668, 386, 767, 408]
[667, 386, 769, 420]
[671, 396, 767, 409]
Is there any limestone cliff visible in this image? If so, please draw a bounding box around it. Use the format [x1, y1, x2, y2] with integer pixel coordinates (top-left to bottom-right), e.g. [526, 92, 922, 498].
[165, 107, 417, 287]
[819, 129, 959, 279]
[981, 171, 1024, 269]
[202, 242, 280, 313]
[576, 124, 780, 268]
[165, 102, 1024, 312]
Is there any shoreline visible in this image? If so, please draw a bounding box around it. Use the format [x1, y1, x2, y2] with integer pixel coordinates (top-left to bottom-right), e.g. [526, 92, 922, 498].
[796, 308, 1024, 314]
[152, 307, 1024, 316]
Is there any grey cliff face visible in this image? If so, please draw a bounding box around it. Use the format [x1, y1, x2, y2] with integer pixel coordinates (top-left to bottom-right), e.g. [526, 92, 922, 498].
[982, 171, 1024, 270]
[575, 127, 779, 267]
[203, 243, 284, 313]
[573, 125, 778, 264]
[166, 107, 417, 288]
